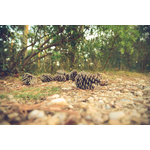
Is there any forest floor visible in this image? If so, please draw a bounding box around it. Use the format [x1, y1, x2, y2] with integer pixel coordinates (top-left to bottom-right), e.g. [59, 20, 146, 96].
[0, 71, 150, 125]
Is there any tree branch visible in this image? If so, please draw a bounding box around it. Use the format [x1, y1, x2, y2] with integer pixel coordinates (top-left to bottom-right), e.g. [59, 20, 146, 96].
[26, 49, 60, 66]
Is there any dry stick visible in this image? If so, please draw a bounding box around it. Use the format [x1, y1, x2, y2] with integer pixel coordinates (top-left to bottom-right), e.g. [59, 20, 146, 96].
[8, 99, 79, 114]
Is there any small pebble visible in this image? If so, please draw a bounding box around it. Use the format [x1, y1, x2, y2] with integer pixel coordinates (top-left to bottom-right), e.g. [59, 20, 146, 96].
[85, 115, 92, 121]
[8, 112, 19, 119]
[134, 91, 143, 97]
[50, 98, 67, 105]
[50, 94, 60, 99]
[109, 111, 125, 120]
[62, 87, 72, 90]
[8, 95, 14, 99]
[88, 97, 94, 103]
[28, 110, 45, 119]
[93, 116, 104, 125]
[122, 89, 129, 93]
[98, 100, 104, 104]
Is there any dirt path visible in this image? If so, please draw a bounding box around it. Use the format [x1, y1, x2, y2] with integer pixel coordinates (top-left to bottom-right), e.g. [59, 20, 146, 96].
[0, 72, 150, 125]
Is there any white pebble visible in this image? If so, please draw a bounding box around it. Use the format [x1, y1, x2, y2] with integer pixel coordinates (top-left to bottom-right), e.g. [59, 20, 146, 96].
[88, 97, 94, 103]
[28, 110, 45, 119]
[8, 112, 19, 119]
[50, 98, 67, 105]
[51, 94, 60, 99]
[134, 91, 143, 97]
[109, 111, 125, 120]
[98, 100, 104, 104]
[8, 95, 14, 99]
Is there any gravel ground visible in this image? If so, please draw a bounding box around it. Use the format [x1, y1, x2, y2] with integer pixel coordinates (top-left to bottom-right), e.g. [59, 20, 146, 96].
[0, 72, 150, 125]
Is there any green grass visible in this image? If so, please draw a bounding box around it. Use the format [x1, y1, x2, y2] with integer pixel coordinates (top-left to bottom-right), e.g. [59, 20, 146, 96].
[0, 94, 7, 99]
[8, 86, 61, 101]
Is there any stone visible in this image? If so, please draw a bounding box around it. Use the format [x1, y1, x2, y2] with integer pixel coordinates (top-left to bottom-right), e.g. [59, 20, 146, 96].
[14, 117, 21, 122]
[134, 91, 143, 97]
[138, 79, 145, 83]
[49, 98, 67, 105]
[105, 104, 111, 110]
[120, 99, 131, 102]
[68, 105, 74, 109]
[27, 102, 33, 105]
[108, 119, 122, 125]
[28, 110, 45, 119]
[0, 121, 11, 125]
[122, 89, 129, 93]
[85, 115, 92, 121]
[116, 78, 122, 82]
[115, 91, 121, 95]
[93, 116, 104, 125]
[98, 100, 104, 105]
[109, 111, 125, 120]
[131, 112, 141, 118]
[50, 94, 60, 99]
[110, 101, 114, 105]
[142, 87, 150, 96]
[62, 87, 72, 90]
[88, 97, 94, 103]
[93, 95, 98, 100]
[8, 112, 19, 119]
[3, 81, 7, 84]
[79, 103, 88, 109]
[10, 99, 17, 102]
[143, 100, 149, 104]
[8, 95, 14, 99]
[57, 113, 67, 124]
[72, 83, 76, 87]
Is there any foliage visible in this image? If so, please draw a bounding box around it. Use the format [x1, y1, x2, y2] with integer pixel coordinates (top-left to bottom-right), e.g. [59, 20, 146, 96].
[1, 25, 150, 75]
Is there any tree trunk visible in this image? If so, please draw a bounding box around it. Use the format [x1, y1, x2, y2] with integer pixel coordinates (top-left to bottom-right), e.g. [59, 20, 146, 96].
[21, 25, 29, 65]
[9, 39, 13, 69]
[44, 32, 47, 71]
[38, 52, 41, 68]
[102, 50, 113, 71]
[23, 25, 29, 58]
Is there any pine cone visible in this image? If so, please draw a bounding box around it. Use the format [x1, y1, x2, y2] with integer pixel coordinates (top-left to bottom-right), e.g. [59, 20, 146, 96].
[75, 71, 102, 90]
[40, 74, 53, 82]
[65, 73, 69, 81]
[22, 73, 37, 85]
[69, 69, 78, 81]
[53, 74, 66, 82]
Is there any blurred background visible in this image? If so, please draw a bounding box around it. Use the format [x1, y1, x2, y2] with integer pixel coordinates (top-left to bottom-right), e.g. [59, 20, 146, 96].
[0, 25, 150, 75]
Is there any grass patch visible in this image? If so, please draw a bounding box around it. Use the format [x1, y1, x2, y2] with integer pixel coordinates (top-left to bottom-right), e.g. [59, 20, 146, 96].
[0, 94, 7, 99]
[9, 86, 61, 101]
